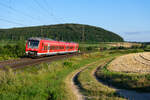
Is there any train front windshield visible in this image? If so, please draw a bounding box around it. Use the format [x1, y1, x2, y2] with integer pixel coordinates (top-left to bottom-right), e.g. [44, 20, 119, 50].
[28, 40, 39, 49]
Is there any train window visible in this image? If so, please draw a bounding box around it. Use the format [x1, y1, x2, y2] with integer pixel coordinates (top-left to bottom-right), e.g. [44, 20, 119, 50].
[28, 40, 39, 49]
[44, 46, 46, 50]
[66, 46, 69, 49]
[44, 46, 47, 50]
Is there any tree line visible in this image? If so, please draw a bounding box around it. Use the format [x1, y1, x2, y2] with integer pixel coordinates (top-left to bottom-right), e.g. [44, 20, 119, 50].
[0, 23, 124, 43]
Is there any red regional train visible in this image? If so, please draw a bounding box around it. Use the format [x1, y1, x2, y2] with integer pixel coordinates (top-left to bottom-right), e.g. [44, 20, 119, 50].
[25, 37, 79, 57]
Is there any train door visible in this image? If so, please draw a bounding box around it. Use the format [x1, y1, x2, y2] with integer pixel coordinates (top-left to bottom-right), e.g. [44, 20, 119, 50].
[48, 43, 50, 54]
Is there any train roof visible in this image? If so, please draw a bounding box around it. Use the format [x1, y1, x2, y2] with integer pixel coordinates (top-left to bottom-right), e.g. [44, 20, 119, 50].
[28, 37, 53, 41]
[28, 37, 78, 44]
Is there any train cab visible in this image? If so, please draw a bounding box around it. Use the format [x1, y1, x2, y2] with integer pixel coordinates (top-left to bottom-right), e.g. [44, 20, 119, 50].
[25, 38, 41, 57]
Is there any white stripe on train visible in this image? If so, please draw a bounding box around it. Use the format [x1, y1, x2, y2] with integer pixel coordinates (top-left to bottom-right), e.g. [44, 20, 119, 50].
[37, 50, 78, 56]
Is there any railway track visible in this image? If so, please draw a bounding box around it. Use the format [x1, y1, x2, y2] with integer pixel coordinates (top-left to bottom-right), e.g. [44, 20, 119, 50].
[0, 53, 80, 69]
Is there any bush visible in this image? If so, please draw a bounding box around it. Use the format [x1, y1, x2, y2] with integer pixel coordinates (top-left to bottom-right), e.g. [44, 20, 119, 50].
[86, 46, 93, 51]
[0, 41, 25, 60]
[140, 44, 147, 49]
[131, 45, 140, 49]
[63, 61, 73, 67]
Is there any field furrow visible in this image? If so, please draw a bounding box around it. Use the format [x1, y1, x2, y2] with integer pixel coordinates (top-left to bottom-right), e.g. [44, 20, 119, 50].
[108, 52, 150, 73]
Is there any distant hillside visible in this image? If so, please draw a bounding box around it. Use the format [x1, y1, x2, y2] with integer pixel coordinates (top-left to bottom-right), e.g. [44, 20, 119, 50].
[0, 23, 124, 42]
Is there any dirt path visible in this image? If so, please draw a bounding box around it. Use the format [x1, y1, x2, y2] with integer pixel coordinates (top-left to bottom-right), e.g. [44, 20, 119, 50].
[94, 66, 150, 100]
[71, 68, 86, 100]
[65, 61, 99, 100]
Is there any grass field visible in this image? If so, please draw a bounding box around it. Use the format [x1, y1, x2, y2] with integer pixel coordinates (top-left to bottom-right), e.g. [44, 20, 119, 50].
[0, 52, 108, 100]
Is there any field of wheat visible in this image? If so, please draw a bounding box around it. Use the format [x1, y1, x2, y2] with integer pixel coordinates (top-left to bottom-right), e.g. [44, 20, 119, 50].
[108, 42, 141, 48]
[108, 52, 150, 73]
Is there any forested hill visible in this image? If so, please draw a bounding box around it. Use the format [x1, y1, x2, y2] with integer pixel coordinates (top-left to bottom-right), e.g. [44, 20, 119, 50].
[0, 23, 124, 42]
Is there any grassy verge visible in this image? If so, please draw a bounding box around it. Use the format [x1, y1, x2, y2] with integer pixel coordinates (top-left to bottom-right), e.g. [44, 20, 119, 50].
[0, 52, 108, 100]
[96, 56, 150, 92]
[76, 53, 125, 100]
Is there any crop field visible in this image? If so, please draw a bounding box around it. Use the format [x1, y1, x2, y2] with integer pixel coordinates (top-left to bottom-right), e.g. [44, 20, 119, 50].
[108, 52, 150, 73]
[96, 51, 150, 94]
[107, 42, 141, 48]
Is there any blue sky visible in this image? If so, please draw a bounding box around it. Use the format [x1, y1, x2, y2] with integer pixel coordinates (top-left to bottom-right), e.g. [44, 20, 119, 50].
[0, 0, 150, 42]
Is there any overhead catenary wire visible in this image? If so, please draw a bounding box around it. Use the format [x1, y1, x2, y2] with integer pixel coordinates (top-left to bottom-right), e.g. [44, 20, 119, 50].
[43, 0, 61, 23]
[0, 17, 27, 27]
[33, 0, 51, 17]
[33, 0, 61, 37]
[38, 0, 81, 31]
[42, 0, 85, 37]
[34, 0, 85, 41]
[0, 1, 41, 22]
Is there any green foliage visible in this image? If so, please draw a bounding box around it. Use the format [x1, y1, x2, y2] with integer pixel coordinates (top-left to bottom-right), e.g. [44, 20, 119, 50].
[79, 45, 99, 52]
[131, 45, 140, 49]
[0, 41, 25, 60]
[110, 46, 126, 50]
[63, 61, 73, 67]
[0, 23, 124, 42]
[109, 49, 144, 54]
[140, 44, 147, 49]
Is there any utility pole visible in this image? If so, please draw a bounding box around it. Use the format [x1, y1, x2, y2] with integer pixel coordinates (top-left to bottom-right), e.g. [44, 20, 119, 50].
[41, 26, 49, 38]
[82, 25, 85, 42]
[41, 27, 43, 37]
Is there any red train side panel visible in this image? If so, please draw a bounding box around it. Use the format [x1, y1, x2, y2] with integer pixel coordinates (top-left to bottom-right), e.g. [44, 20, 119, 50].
[25, 37, 79, 57]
